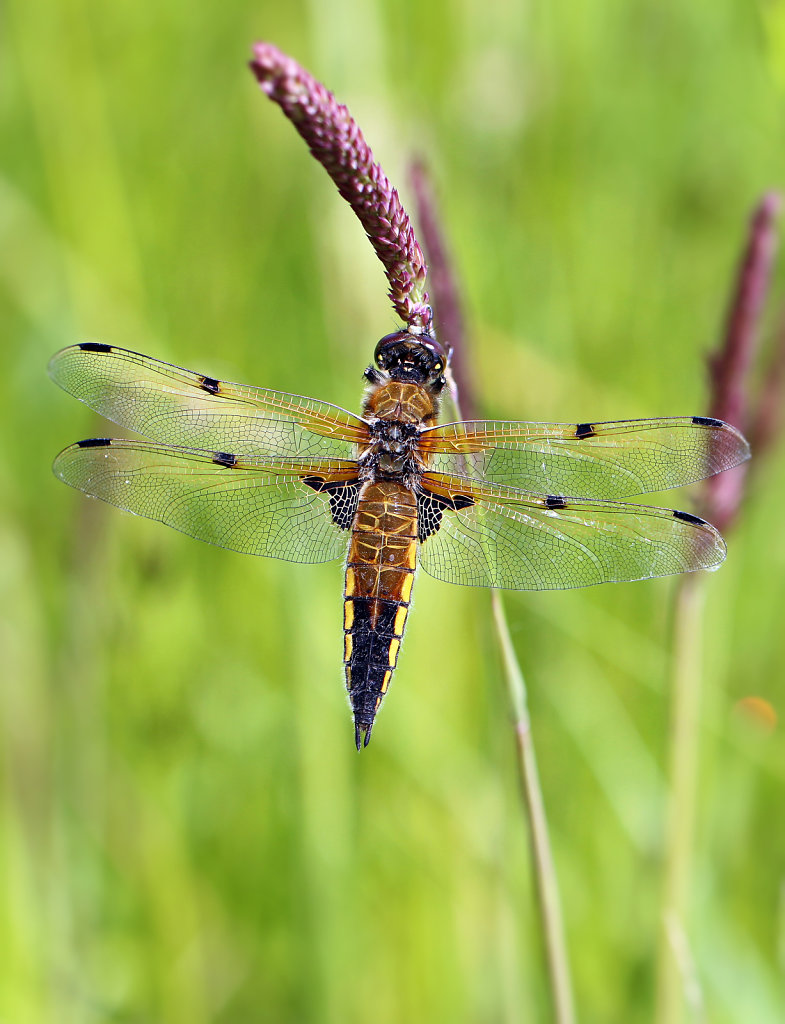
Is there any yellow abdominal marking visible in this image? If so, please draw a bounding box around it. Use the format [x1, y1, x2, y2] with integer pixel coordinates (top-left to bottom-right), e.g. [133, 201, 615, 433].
[343, 601, 354, 629]
[394, 606, 407, 635]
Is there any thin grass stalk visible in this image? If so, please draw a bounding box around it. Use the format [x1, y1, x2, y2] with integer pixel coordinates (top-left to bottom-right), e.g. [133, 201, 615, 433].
[411, 162, 576, 1024]
[655, 574, 706, 1024]
[491, 591, 577, 1024]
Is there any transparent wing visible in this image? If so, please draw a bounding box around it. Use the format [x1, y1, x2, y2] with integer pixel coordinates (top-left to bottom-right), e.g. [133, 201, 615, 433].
[417, 472, 725, 590]
[49, 343, 369, 459]
[419, 417, 750, 498]
[53, 439, 359, 563]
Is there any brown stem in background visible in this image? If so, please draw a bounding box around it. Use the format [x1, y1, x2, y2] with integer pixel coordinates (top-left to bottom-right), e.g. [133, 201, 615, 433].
[748, 310, 785, 456]
[704, 192, 781, 532]
[708, 192, 781, 427]
[411, 158, 575, 1024]
[409, 161, 476, 419]
[250, 44, 431, 333]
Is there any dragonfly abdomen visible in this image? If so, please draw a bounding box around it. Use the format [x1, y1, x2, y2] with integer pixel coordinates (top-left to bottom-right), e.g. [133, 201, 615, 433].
[344, 481, 417, 748]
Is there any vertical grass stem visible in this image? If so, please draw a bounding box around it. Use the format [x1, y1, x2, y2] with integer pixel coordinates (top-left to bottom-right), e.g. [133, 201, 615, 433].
[491, 590, 577, 1024]
[656, 575, 706, 1023]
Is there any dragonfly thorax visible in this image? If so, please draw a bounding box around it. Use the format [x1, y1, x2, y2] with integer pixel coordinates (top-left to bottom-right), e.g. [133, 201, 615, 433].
[360, 417, 424, 485]
[363, 379, 437, 423]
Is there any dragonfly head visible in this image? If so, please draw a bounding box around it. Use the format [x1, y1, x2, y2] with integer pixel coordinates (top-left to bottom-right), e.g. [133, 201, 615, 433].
[373, 330, 448, 387]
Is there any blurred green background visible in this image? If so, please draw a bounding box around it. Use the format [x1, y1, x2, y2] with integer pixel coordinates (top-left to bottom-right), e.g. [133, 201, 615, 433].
[2, 1, 784, 1021]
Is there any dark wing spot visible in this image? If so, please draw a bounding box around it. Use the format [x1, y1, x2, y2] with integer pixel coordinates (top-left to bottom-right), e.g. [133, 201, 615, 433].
[545, 494, 568, 509]
[452, 494, 475, 510]
[199, 375, 221, 395]
[302, 476, 360, 530]
[212, 451, 238, 468]
[673, 509, 706, 526]
[77, 437, 112, 448]
[575, 422, 595, 439]
[79, 342, 112, 353]
[417, 491, 445, 541]
[692, 415, 724, 427]
[418, 488, 475, 541]
[302, 476, 327, 491]
[328, 482, 360, 531]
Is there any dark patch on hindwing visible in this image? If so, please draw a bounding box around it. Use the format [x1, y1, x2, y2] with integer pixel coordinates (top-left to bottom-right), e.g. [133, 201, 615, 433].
[79, 342, 112, 353]
[417, 487, 475, 541]
[302, 476, 360, 530]
[575, 422, 595, 439]
[199, 375, 221, 395]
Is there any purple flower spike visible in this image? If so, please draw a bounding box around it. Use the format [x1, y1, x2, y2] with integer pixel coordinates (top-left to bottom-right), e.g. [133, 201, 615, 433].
[704, 191, 782, 531]
[708, 192, 782, 431]
[250, 43, 432, 334]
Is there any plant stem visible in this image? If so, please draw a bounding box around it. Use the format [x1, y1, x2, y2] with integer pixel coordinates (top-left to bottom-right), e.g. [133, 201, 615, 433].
[655, 574, 706, 1024]
[491, 590, 577, 1024]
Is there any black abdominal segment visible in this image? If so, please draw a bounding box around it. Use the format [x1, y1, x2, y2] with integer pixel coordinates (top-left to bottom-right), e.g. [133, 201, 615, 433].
[349, 599, 399, 666]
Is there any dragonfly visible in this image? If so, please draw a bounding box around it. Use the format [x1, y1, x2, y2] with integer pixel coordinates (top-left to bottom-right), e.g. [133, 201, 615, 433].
[50, 333, 750, 748]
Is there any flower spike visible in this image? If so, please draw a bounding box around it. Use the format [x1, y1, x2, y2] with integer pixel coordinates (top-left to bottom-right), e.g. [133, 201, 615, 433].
[249, 43, 432, 334]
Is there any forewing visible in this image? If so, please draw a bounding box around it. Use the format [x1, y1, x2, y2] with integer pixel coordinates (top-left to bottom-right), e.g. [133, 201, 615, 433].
[54, 439, 358, 563]
[417, 472, 725, 590]
[419, 417, 750, 498]
[49, 343, 368, 459]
